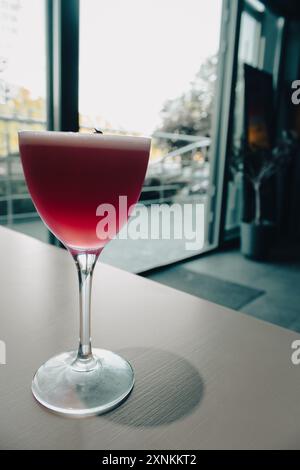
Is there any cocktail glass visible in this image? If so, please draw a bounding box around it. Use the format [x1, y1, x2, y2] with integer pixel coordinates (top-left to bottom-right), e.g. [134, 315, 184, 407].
[18, 131, 150, 417]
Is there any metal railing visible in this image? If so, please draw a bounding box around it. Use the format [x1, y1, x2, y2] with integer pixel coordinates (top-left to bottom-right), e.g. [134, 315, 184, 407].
[0, 115, 46, 224]
[0, 118, 211, 224]
[142, 134, 211, 205]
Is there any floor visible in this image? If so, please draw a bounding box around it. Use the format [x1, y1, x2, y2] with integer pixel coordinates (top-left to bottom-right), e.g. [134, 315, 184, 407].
[6, 220, 300, 333]
[145, 246, 300, 333]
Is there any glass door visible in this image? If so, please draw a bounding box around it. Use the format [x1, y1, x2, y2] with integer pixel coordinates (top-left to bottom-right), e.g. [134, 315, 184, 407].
[79, 0, 233, 272]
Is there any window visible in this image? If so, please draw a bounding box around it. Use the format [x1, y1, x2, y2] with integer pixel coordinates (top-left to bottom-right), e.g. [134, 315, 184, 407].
[0, 0, 46, 226]
[224, 1, 285, 233]
[79, 0, 224, 272]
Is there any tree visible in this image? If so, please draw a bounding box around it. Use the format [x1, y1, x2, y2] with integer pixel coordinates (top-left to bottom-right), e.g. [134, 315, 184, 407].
[156, 55, 217, 150]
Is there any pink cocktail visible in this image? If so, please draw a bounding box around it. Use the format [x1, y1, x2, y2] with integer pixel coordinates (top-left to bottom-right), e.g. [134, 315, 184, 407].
[19, 130, 151, 417]
[20, 132, 150, 252]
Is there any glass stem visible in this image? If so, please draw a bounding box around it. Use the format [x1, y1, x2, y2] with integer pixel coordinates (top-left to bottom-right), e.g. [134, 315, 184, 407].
[73, 252, 99, 366]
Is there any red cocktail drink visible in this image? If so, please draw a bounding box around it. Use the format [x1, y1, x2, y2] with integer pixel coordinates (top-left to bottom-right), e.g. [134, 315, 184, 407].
[19, 132, 150, 252]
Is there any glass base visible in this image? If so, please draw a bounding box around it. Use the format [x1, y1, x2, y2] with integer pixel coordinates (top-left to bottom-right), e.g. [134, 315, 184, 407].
[31, 349, 134, 417]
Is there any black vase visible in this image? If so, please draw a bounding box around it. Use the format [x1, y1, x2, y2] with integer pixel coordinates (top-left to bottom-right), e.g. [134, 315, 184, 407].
[240, 222, 275, 260]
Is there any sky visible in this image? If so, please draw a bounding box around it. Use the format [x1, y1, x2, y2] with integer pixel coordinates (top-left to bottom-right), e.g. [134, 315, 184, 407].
[80, 0, 222, 133]
[0, 0, 222, 134]
[0, 0, 46, 99]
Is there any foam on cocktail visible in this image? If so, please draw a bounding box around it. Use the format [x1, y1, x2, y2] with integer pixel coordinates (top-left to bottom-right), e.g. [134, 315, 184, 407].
[19, 131, 151, 152]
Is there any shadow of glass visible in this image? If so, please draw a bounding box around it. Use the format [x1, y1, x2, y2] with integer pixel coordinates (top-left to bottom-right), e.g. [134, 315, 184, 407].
[104, 347, 204, 427]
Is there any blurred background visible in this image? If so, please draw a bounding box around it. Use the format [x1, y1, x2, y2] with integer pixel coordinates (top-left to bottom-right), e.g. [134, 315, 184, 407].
[0, 0, 300, 331]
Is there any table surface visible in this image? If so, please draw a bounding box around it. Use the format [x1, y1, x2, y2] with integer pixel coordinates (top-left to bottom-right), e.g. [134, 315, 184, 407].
[0, 226, 300, 450]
